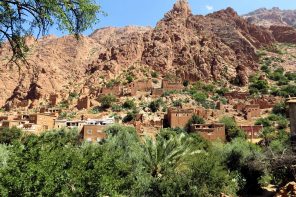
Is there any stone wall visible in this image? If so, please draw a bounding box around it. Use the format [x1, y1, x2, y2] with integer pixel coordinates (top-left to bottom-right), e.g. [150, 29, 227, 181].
[251, 98, 274, 109]
[152, 88, 165, 97]
[162, 80, 184, 91]
[224, 91, 250, 100]
[101, 85, 123, 96]
[190, 124, 225, 141]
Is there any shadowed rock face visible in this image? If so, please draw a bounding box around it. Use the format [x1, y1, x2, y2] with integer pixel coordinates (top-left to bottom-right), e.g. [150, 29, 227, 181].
[0, 0, 278, 109]
[270, 26, 296, 44]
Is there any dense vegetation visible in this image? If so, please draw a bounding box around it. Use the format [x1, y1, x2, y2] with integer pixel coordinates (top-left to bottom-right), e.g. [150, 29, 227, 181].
[0, 122, 294, 196]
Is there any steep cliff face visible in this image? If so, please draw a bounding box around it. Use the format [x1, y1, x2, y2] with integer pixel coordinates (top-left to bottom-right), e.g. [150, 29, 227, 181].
[0, 0, 279, 109]
[243, 7, 296, 28]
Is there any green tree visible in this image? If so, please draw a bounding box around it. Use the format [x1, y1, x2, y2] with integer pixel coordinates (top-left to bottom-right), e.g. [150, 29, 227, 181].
[219, 116, 246, 141]
[0, 127, 22, 144]
[212, 138, 266, 194]
[0, 0, 103, 60]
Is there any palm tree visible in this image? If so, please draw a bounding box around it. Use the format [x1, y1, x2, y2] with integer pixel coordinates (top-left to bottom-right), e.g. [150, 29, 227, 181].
[142, 132, 201, 178]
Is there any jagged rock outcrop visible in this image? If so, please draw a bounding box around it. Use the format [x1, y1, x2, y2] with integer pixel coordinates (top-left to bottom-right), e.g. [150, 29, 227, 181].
[244, 7, 296, 28]
[0, 0, 284, 109]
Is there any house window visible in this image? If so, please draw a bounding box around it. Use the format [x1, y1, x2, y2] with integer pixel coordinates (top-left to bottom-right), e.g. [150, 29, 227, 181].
[87, 138, 92, 142]
[97, 130, 102, 133]
[87, 130, 92, 134]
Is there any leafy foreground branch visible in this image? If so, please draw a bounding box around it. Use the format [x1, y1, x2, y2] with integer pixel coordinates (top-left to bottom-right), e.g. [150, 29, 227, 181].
[0, 126, 294, 196]
[0, 0, 103, 60]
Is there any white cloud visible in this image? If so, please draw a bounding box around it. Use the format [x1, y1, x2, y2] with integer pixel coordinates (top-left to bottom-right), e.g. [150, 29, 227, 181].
[206, 5, 214, 11]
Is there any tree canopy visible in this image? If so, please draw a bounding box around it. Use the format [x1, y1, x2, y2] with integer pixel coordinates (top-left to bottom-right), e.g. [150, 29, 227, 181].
[0, 0, 103, 60]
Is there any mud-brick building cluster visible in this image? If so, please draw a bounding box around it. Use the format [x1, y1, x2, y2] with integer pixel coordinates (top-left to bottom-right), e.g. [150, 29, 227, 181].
[227, 91, 277, 120]
[99, 79, 185, 98]
[0, 109, 115, 142]
[0, 113, 57, 134]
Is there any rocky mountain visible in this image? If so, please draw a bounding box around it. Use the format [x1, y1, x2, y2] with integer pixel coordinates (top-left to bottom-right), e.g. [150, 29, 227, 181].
[0, 0, 281, 109]
[243, 7, 296, 28]
[243, 7, 296, 44]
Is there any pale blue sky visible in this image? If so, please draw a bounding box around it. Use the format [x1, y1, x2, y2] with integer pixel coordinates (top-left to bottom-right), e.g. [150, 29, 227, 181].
[50, 0, 296, 36]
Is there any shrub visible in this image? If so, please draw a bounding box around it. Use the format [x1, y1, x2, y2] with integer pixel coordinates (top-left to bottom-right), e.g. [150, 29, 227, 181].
[285, 72, 296, 81]
[111, 104, 122, 112]
[272, 102, 286, 117]
[183, 80, 189, 87]
[68, 92, 79, 100]
[122, 112, 136, 123]
[192, 91, 207, 103]
[99, 94, 117, 108]
[277, 118, 288, 129]
[216, 87, 229, 96]
[151, 71, 158, 78]
[126, 75, 133, 83]
[172, 99, 182, 107]
[249, 78, 269, 95]
[149, 100, 161, 112]
[59, 100, 69, 109]
[255, 118, 272, 127]
[122, 99, 136, 109]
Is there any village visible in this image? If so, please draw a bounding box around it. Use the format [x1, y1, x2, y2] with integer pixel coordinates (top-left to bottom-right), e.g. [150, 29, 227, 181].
[0, 77, 288, 143]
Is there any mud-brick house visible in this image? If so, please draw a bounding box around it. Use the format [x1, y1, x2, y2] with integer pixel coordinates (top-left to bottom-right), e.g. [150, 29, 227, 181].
[125, 79, 153, 96]
[167, 108, 195, 128]
[190, 123, 225, 141]
[80, 125, 107, 142]
[28, 113, 56, 131]
[49, 94, 60, 106]
[243, 105, 261, 120]
[77, 96, 91, 110]
[239, 125, 263, 141]
[162, 79, 184, 91]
